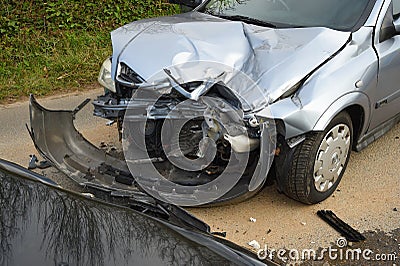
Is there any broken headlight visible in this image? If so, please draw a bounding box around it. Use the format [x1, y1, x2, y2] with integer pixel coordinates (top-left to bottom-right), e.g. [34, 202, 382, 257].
[98, 57, 116, 93]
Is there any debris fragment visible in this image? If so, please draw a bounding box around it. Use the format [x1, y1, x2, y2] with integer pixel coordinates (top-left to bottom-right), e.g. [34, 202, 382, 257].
[317, 210, 365, 242]
[249, 217, 256, 223]
[211, 231, 227, 237]
[28, 154, 51, 170]
[106, 120, 116, 126]
[266, 229, 272, 234]
[248, 240, 261, 250]
[301, 222, 306, 226]
[37, 160, 51, 169]
[81, 193, 95, 198]
[28, 154, 38, 169]
[393, 208, 398, 212]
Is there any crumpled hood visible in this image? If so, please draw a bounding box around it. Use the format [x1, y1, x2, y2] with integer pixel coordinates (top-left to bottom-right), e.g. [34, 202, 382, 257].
[111, 12, 350, 109]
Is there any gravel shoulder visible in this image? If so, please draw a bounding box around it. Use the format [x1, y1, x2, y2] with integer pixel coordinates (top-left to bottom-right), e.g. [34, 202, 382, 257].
[0, 90, 399, 265]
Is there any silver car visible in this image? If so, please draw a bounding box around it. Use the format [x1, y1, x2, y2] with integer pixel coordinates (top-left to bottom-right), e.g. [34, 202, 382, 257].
[36, 0, 400, 206]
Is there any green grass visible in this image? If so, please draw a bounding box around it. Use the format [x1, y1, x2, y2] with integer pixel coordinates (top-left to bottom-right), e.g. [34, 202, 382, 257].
[0, 0, 179, 103]
[0, 31, 111, 101]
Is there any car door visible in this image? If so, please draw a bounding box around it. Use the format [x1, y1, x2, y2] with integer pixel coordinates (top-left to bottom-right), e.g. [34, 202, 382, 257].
[370, 0, 400, 130]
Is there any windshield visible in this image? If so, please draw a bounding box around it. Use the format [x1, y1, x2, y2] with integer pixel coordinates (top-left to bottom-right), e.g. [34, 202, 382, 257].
[201, 0, 374, 31]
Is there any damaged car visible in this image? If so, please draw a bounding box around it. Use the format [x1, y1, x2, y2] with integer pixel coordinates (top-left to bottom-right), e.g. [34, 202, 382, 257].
[31, 0, 400, 205]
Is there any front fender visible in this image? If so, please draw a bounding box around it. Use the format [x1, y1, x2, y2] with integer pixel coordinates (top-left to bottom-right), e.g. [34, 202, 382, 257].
[257, 97, 319, 139]
[313, 92, 371, 134]
[257, 91, 371, 140]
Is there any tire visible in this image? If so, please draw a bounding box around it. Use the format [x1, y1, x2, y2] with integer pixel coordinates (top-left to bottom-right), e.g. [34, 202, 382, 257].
[276, 112, 353, 204]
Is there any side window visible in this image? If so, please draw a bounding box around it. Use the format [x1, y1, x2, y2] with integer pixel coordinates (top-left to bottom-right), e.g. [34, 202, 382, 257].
[394, 0, 400, 18]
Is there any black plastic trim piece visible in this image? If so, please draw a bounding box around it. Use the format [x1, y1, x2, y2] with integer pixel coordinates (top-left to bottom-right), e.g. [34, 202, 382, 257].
[317, 210, 366, 242]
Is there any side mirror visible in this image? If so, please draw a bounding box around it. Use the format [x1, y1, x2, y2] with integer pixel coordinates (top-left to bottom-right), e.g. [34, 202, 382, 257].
[394, 16, 400, 32]
[168, 0, 203, 8]
[380, 4, 397, 42]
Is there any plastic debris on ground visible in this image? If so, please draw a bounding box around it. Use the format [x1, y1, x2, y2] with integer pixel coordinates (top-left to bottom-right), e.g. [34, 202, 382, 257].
[248, 240, 261, 250]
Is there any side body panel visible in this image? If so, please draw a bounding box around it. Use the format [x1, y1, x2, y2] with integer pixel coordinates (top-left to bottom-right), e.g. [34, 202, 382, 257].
[370, 0, 400, 129]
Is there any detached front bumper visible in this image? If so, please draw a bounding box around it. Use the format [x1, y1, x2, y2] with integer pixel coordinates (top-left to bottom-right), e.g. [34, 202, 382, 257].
[29, 95, 138, 194]
[29, 95, 275, 206]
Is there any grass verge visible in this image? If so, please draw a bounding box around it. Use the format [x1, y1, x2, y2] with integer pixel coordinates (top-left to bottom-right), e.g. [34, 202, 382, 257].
[0, 1, 179, 103]
[0, 31, 111, 102]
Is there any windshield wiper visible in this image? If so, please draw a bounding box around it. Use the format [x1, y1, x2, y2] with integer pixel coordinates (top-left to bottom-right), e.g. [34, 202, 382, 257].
[218, 15, 277, 28]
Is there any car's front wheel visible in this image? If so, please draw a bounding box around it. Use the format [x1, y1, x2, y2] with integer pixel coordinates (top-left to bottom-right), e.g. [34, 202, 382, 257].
[276, 112, 353, 204]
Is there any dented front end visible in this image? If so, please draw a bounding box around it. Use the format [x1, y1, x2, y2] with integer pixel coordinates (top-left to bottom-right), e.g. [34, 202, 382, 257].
[30, 90, 275, 205]
[93, 12, 351, 123]
[34, 11, 365, 205]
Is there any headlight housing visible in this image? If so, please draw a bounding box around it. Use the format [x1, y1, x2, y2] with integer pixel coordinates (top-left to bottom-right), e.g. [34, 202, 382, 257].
[98, 57, 116, 93]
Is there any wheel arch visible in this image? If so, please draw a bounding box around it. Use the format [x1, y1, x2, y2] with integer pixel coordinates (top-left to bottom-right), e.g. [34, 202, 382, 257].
[313, 92, 370, 150]
[344, 105, 365, 149]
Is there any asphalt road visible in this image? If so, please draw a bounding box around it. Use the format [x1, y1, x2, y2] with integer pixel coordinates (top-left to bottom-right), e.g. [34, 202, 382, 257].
[0, 90, 104, 161]
[0, 89, 399, 265]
